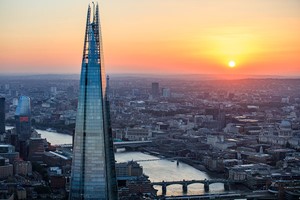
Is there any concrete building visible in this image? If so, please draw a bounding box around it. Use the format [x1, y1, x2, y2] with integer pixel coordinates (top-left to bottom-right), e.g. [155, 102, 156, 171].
[116, 161, 156, 198]
[162, 88, 171, 98]
[259, 121, 295, 147]
[0, 144, 19, 163]
[151, 82, 159, 97]
[0, 156, 13, 179]
[125, 128, 151, 141]
[16, 187, 27, 200]
[14, 161, 32, 176]
[228, 163, 272, 189]
[27, 138, 46, 162]
[116, 161, 143, 178]
[43, 151, 71, 167]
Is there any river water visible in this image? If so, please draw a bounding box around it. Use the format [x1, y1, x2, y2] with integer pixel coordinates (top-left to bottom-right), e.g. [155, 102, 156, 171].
[6, 126, 224, 196]
[116, 151, 224, 195]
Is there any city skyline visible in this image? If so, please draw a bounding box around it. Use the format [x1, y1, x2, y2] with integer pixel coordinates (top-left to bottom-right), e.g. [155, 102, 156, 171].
[0, 2, 300, 199]
[0, 0, 299, 77]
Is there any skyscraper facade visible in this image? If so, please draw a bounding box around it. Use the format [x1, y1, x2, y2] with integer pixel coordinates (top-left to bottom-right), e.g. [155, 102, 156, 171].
[162, 88, 171, 98]
[69, 4, 118, 200]
[15, 96, 31, 141]
[0, 97, 5, 134]
[152, 82, 159, 97]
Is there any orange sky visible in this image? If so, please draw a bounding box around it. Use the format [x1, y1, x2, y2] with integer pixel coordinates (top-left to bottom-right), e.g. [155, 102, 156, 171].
[0, 0, 299, 76]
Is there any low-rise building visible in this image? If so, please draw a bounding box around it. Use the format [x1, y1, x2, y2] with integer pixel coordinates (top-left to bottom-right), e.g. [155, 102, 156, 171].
[0, 156, 13, 179]
[0, 144, 19, 164]
[228, 163, 272, 189]
[125, 128, 151, 141]
[14, 161, 32, 176]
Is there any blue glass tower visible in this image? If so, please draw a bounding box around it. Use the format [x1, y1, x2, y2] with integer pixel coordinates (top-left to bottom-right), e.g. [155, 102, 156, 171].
[15, 96, 31, 141]
[69, 4, 118, 200]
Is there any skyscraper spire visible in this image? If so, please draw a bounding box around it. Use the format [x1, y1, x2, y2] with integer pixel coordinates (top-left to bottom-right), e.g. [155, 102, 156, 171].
[69, 4, 118, 200]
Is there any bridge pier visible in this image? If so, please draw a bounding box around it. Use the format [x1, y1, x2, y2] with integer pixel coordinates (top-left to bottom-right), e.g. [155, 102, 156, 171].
[162, 184, 167, 195]
[182, 182, 188, 193]
[204, 181, 209, 192]
[224, 182, 230, 191]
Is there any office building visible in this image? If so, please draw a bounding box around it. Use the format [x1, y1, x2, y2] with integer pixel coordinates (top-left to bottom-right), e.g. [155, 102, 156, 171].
[69, 4, 118, 200]
[15, 96, 31, 141]
[27, 138, 46, 162]
[0, 97, 5, 134]
[162, 88, 171, 98]
[151, 82, 159, 97]
[14, 161, 32, 176]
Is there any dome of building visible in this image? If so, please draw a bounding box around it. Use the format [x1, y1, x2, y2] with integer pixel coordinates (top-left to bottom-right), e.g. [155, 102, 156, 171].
[280, 120, 291, 129]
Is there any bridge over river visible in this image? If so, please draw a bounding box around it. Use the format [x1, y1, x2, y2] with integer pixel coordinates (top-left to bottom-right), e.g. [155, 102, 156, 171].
[152, 179, 244, 194]
[57, 140, 152, 151]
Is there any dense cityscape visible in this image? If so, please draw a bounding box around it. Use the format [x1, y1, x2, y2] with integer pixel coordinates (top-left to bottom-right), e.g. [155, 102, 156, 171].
[1, 1, 300, 200]
[0, 75, 300, 199]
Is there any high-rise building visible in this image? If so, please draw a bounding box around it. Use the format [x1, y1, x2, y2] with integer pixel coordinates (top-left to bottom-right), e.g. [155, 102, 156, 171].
[50, 86, 57, 95]
[15, 96, 31, 141]
[69, 4, 118, 200]
[27, 138, 46, 162]
[151, 82, 159, 97]
[106, 75, 111, 99]
[0, 97, 5, 134]
[4, 84, 9, 90]
[162, 88, 171, 98]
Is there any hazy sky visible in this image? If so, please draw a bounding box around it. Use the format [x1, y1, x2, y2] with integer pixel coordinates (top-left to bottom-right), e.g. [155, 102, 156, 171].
[0, 0, 299, 76]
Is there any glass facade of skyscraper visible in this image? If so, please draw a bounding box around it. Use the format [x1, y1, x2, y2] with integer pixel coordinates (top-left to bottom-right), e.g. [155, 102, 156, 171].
[69, 4, 118, 200]
[15, 96, 31, 141]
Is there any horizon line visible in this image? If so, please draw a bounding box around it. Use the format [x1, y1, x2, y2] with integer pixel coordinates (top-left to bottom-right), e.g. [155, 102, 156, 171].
[1, 73, 300, 80]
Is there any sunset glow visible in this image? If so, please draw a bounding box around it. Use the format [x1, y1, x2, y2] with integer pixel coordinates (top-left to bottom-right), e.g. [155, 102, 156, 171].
[0, 0, 300, 76]
[229, 61, 236, 68]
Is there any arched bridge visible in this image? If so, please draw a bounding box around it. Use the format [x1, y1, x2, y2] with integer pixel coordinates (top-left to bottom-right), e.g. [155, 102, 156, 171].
[151, 179, 243, 194]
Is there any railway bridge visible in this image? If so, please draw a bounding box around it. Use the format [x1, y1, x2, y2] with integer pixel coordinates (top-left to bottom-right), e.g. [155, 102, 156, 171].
[151, 179, 243, 194]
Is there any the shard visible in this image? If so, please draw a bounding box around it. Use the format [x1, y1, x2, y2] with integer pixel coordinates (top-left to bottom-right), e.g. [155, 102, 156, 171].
[69, 3, 118, 200]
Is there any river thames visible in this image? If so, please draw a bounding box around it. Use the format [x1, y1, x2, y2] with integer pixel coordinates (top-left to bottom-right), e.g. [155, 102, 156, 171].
[6, 126, 224, 196]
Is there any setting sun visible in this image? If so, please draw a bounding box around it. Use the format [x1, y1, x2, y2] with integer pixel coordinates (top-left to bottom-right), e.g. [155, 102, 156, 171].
[228, 61, 236, 68]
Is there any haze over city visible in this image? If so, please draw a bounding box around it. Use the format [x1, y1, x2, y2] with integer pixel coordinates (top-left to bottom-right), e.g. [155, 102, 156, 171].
[1, 0, 300, 77]
[1, 1, 300, 199]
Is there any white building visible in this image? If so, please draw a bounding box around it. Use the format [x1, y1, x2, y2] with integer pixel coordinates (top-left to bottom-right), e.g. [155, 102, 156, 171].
[125, 128, 151, 141]
[259, 121, 298, 148]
